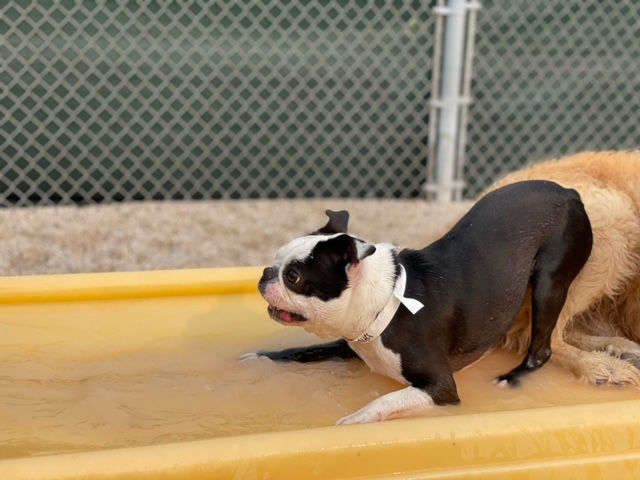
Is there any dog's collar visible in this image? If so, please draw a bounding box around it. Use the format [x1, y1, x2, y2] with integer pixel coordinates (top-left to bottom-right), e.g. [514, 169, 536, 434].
[351, 264, 424, 343]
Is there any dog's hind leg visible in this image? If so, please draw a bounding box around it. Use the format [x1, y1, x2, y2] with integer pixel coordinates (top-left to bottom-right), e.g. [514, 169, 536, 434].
[567, 331, 640, 370]
[551, 332, 640, 385]
[496, 270, 573, 386]
[568, 331, 640, 356]
[240, 339, 360, 363]
[549, 295, 640, 386]
[497, 206, 593, 386]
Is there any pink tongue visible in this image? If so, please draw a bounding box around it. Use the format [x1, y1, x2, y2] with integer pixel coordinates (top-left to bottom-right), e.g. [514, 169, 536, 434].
[280, 311, 293, 322]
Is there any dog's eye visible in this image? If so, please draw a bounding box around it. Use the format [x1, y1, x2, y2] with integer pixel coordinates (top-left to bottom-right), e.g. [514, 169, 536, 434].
[285, 269, 301, 285]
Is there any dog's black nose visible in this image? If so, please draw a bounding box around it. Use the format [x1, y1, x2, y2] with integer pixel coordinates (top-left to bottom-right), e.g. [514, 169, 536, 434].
[258, 266, 278, 294]
[261, 266, 278, 282]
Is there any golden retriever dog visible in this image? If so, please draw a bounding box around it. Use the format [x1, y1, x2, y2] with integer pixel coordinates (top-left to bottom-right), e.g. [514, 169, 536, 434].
[485, 151, 640, 385]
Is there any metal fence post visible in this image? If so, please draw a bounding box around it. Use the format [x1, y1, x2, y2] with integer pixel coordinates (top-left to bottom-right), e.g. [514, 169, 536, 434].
[426, 0, 480, 202]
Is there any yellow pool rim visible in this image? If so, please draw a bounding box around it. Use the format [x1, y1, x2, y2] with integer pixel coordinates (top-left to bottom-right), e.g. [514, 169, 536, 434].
[2, 399, 640, 479]
[0, 266, 264, 304]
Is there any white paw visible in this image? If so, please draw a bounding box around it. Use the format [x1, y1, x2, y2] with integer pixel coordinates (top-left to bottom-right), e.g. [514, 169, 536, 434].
[492, 378, 510, 389]
[336, 408, 382, 425]
[238, 352, 260, 362]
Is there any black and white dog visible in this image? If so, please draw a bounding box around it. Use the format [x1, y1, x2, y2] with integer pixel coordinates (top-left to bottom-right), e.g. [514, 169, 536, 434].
[248, 181, 593, 424]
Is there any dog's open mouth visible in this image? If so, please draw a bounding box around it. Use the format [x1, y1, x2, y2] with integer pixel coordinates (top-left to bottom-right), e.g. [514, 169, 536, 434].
[267, 305, 307, 324]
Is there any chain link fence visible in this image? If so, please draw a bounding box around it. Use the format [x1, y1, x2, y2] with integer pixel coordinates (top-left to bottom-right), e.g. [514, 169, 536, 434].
[465, 0, 640, 196]
[1, 1, 434, 205]
[1, 1, 639, 206]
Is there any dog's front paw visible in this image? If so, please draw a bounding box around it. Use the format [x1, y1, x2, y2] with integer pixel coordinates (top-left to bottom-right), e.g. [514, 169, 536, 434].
[238, 352, 260, 362]
[336, 408, 382, 425]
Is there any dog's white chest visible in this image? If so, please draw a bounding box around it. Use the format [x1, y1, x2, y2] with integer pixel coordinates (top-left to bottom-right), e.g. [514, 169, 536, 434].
[348, 338, 408, 385]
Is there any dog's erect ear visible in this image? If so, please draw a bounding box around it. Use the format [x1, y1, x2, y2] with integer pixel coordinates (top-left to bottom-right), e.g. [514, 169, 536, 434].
[315, 209, 349, 235]
[315, 234, 376, 267]
[355, 241, 376, 262]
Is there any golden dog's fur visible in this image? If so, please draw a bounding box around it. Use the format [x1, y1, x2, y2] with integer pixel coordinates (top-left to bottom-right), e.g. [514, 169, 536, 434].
[486, 151, 640, 385]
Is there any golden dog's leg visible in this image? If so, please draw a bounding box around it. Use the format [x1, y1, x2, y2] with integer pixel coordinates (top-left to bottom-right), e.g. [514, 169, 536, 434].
[618, 275, 640, 343]
[552, 322, 640, 386]
[568, 331, 640, 359]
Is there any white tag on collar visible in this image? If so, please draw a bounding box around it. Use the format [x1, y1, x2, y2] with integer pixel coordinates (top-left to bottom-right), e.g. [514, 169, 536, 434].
[393, 265, 425, 315]
[352, 265, 424, 343]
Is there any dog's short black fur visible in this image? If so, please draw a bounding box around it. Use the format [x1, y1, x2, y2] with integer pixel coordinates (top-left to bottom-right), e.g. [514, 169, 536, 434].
[257, 180, 593, 406]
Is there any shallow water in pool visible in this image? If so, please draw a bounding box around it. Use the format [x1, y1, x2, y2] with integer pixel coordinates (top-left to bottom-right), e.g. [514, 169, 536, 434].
[2, 291, 640, 460]
[2, 333, 639, 460]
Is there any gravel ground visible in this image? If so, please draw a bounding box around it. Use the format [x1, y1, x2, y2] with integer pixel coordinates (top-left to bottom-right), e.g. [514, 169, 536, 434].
[1, 199, 472, 276]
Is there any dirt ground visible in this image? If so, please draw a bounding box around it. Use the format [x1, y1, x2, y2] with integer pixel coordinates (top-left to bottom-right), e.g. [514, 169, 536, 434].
[1, 199, 472, 276]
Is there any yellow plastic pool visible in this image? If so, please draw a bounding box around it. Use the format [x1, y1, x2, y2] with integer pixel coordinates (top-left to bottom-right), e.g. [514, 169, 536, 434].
[1, 267, 640, 479]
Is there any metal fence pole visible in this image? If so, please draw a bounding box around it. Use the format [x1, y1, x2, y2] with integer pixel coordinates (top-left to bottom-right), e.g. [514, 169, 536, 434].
[454, 1, 480, 201]
[426, 0, 445, 201]
[425, 0, 480, 202]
